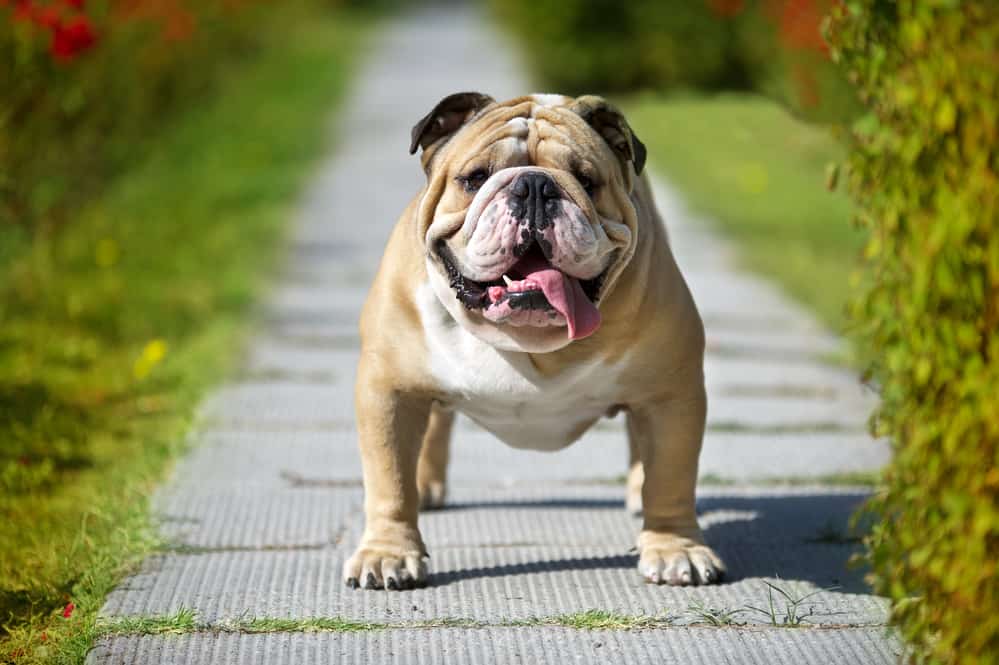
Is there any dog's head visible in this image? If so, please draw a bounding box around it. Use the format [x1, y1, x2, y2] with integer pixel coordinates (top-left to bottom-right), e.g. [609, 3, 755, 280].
[413, 93, 646, 353]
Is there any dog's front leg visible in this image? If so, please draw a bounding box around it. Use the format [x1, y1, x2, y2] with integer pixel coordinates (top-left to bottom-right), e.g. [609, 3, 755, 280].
[628, 384, 726, 586]
[344, 370, 431, 591]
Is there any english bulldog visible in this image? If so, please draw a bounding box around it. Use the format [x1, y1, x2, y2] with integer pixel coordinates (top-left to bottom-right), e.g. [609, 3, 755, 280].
[343, 92, 724, 590]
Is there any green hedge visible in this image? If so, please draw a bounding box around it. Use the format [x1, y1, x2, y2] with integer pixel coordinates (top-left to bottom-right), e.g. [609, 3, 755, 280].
[827, 2, 998, 662]
[491, 0, 739, 93]
[490, 0, 858, 121]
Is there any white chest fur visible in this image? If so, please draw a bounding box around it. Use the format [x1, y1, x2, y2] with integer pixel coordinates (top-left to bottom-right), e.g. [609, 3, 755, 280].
[417, 283, 624, 451]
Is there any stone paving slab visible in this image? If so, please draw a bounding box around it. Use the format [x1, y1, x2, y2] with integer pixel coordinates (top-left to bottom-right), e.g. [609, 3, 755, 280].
[200, 380, 872, 431]
[277, 251, 380, 288]
[101, 545, 886, 626]
[237, 339, 872, 400]
[157, 488, 361, 550]
[262, 322, 360, 349]
[87, 627, 905, 665]
[261, 305, 357, 328]
[243, 341, 358, 379]
[154, 484, 871, 553]
[172, 427, 887, 491]
[705, 327, 842, 357]
[703, 356, 872, 398]
[704, 395, 871, 429]
[683, 271, 824, 329]
[199, 381, 354, 428]
[263, 285, 368, 318]
[418, 486, 873, 549]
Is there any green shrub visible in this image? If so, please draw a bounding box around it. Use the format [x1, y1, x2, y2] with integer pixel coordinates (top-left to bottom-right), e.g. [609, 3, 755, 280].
[490, 0, 858, 121]
[827, 2, 999, 662]
[0, 4, 366, 659]
[491, 0, 741, 93]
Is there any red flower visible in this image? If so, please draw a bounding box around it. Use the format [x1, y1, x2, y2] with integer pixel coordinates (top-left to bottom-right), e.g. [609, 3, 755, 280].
[706, 0, 745, 18]
[61, 0, 85, 8]
[50, 16, 97, 61]
[62, 602, 75, 618]
[34, 5, 61, 29]
[12, 0, 35, 22]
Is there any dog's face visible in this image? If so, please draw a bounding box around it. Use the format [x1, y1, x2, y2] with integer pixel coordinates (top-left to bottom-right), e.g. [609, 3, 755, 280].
[413, 93, 646, 353]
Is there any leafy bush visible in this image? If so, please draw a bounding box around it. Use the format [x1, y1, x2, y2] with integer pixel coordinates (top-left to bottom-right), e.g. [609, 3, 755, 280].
[0, 4, 366, 659]
[491, 0, 741, 93]
[0, 0, 279, 237]
[827, 2, 999, 662]
[490, 0, 858, 121]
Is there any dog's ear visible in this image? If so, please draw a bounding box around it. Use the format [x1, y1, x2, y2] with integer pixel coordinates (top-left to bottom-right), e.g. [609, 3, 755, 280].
[569, 95, 646, 176]
[409, 92, 496, 163]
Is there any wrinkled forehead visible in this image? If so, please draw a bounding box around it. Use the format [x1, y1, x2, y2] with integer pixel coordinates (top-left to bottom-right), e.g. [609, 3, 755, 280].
[442, 96, 612, 173]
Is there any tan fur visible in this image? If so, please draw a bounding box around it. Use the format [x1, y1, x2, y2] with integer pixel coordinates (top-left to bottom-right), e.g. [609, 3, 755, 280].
[343, 96, 725, 590]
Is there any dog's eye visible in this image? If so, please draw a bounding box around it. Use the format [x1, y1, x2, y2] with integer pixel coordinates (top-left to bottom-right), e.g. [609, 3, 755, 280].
[458, 168, 489, 193]
[577, 174, 596, 197]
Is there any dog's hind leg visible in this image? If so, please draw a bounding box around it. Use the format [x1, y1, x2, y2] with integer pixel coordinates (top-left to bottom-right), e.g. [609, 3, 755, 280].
[417, 402, 454, 510]
[626, 434, 644, 516]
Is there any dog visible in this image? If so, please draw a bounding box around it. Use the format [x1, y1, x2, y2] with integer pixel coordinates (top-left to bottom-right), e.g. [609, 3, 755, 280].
[343, 92, 724, 591]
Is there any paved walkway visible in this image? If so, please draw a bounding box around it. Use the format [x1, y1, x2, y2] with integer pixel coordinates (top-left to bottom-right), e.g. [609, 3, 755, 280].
[88, 6, 898, 664]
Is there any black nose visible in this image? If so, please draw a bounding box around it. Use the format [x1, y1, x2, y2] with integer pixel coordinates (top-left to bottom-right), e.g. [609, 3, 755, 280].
[509, 172, 560, 235]
[510, 172, 560, 201]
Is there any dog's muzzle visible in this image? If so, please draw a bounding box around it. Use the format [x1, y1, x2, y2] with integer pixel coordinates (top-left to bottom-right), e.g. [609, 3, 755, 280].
[434, 168, 609, 340]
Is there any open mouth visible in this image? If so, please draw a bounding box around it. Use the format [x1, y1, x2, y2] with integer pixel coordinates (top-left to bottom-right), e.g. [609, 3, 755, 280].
[436, 241, 605, 340]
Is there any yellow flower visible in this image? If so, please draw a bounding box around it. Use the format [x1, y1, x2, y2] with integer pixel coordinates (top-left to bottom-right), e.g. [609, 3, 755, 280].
[134, 339, 168, 380]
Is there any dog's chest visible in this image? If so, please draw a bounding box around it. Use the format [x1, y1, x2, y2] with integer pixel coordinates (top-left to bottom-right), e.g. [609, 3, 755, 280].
[418, 285, 624, 451]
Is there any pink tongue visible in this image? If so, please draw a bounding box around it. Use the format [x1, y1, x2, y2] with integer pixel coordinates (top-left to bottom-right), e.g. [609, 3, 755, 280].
[516, 255, 601, 340]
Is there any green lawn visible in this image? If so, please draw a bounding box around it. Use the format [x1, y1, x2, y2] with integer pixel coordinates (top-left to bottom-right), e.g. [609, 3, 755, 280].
[0, 8, 367, 663]
[624, 93, 863, 335]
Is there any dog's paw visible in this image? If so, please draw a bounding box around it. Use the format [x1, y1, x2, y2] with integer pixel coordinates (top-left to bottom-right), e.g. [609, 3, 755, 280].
[343, 544, 428, 591]
[418, 479, 447, 511]
[636, 530, 725, 586]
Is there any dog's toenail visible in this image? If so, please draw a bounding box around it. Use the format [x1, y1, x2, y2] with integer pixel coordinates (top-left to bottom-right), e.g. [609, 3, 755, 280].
[346, 577, 359, 589]
[366, 572, 378, 588]
[386, 577, 399, 590]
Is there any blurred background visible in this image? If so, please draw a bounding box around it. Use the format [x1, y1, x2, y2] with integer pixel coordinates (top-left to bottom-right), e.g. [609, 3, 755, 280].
[2, 1, 995, 663]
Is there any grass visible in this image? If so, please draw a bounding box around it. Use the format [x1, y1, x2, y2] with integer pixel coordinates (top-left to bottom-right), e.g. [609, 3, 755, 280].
[685, 600, 747, 627]
[240, 617, 385, 634]
[697, 470, 881, 487]
[87, 605, 878, 638]
[86, 611, 677, 638]
[0, 6, 369, 663]
[533, 610, 673, 630]
[95, 609, 200, 638]
[581, 470, 881, 487]
[706, 422, 866, 435]
[623, 92, 864, 336]
[744, 581, 841, 627]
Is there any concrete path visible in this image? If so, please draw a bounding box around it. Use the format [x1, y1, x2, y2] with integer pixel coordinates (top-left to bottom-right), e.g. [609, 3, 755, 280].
[88, 6, 899, 664]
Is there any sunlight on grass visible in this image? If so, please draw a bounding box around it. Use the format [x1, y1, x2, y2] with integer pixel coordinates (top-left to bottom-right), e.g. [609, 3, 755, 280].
[624, 92, 863, 335]
[0, 7, 369, 663]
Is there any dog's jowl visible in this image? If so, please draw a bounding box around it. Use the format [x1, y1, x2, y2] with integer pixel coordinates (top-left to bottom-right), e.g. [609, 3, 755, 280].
[343, 93, 724, 591]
